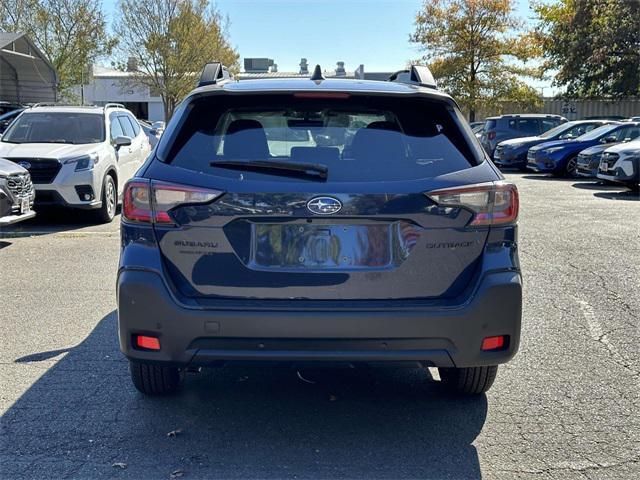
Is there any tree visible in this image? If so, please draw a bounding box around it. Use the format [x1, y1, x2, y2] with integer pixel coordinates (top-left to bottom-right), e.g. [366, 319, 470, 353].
[115, 0, 240, 120]
[411, 0, 542, 121]
[0, 0, 115, 97]
[534, 0, 640, 98]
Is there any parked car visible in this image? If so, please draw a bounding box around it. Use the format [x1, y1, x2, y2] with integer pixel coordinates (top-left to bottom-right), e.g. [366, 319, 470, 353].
[470, 121, 484, 131]
[117, 63, 522, 396]
[151, 121, 165, 134]
[577, 129, 640, 178]
[527, 122, 640, 177]
[627, 116, 640, 122]
[494, 120, 609, 170]
[597, 140, 640, 190]
[0, 101, 25, 116]
[139, 120, 161, 148]
[0, 103, 151, 222]
[0, 108, 26, 134]
[0, 158, 35, 226]
[480, 114, 567, 156]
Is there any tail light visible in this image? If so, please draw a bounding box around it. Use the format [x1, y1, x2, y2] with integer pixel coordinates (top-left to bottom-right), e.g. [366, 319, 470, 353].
[488, 131, 496, 140]
[123, 179, 223, 225]
[426, 181, 519, 227]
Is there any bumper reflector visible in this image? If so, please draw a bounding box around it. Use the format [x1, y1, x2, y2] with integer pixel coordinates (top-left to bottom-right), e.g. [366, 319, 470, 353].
[136, 335, 160, 350]
[481, 335, 506, 351]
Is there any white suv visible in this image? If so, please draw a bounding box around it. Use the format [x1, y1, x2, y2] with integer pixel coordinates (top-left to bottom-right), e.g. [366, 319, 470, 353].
[0, 104, 151, 222]
[598, 139, 640, 190]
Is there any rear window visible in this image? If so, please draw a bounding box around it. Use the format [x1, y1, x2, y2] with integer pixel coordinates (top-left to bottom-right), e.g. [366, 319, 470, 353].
[160, 94, 480, 182]
[483, 119, 497, 131]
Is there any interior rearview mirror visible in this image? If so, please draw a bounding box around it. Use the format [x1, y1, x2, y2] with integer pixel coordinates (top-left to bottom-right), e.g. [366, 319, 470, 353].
[114, 136, 132, 148]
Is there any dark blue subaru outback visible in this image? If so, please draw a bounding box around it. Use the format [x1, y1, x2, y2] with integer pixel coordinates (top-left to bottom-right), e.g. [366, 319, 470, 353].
[118, 64, 522, 396]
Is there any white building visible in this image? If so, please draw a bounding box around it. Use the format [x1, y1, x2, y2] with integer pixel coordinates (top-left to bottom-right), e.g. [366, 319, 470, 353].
[71, 65, 165, 122]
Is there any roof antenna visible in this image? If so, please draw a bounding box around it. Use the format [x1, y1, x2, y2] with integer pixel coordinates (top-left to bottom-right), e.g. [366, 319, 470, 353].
[310, 64, 325, 82]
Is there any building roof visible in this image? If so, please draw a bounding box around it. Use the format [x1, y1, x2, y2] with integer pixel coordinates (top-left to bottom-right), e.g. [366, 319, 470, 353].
[0, 32, 22, 49]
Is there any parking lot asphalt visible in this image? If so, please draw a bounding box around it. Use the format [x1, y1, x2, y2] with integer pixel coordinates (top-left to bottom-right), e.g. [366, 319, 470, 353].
[0, 174, 638, 480]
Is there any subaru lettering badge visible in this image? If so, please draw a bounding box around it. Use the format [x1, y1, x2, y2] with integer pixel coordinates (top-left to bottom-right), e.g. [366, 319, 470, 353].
[307, 196, 342, 215]
[18, 161, 31, 170]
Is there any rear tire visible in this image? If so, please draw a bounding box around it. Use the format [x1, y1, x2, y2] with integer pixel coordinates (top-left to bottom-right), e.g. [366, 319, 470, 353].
[130, 360, 184, 395]
[564, 156, 578, 178]
[439, 365, 498, 395]
[95, 174, 117, 223]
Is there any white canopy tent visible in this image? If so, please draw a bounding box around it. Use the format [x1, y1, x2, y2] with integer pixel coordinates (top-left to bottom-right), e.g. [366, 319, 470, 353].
[0, 32, 57, 104]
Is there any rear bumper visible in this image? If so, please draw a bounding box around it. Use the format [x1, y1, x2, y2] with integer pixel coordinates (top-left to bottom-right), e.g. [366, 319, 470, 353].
[117, 268, 522, 369]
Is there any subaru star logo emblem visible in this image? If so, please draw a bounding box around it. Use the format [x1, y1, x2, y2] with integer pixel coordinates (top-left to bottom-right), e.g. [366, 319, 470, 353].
[307, 196, 342, 215]
[18, 161, 31, 169]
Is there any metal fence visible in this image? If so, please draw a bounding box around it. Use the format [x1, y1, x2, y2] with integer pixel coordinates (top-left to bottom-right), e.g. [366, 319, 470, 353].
[475, 98, 640, 121]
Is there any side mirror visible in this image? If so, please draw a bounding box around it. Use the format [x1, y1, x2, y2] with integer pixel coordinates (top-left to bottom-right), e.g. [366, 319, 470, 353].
[113, 135, 132, 148]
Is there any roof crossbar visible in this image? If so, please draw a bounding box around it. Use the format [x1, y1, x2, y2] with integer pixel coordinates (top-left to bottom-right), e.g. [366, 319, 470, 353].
[198, 62, 232, 87]
[388, 65, 437, 89]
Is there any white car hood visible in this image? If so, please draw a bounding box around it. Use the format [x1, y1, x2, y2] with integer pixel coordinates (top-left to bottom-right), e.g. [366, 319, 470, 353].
[0, 142, 98, 161]
[603, 139, 640, 155]
[0, 157, 28, 175]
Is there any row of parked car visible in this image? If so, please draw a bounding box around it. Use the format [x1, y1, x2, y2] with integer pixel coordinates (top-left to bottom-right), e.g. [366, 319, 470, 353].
[0, 103, 162, 226]
[474, 113, 640, 189]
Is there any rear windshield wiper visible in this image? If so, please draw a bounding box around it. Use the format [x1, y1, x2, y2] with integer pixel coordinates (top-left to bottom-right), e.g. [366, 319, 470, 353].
[210, 159, 328, 181]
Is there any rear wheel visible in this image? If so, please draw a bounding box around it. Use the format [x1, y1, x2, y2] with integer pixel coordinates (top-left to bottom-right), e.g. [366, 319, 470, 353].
[439, 365, 498, 394]
[95, 174, 116, 223]
[564, 156, 578, 178]
[130, 360, 183, 395]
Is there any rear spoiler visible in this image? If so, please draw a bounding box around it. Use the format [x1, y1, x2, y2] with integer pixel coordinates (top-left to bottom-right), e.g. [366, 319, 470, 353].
[388, 65, 437, 89]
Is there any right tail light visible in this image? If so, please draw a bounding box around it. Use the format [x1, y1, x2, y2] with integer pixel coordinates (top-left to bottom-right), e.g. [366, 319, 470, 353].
[123, 179, 223, 226]
[426, 181, 519, 227]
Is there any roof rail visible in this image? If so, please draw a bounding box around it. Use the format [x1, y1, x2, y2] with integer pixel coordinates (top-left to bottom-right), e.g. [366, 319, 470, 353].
[104, 103, 125, 111]
[388, 65, 437, 89]
[30, 102, 97, 108]
[198, 62, 232, 87]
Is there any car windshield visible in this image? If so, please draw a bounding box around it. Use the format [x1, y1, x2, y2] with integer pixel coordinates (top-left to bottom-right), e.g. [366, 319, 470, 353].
[539, 122, 579, 139]
[576, 124, 618, 141]
[161, 94, 480, 182]
[1, 112, 105, 144]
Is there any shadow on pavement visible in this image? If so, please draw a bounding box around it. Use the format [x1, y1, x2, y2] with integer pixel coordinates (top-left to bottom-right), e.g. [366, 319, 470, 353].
[593, 190, 640, 201]
[0, 207, 120, 238]
[570, 181, 621, 191]
[1, 311, 488, 479]
[521, 174, 589, 182]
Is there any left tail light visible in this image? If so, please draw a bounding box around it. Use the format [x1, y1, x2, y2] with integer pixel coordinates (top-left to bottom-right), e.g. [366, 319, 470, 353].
[123, 179, 223, 225]
[426, 181, 519, 227]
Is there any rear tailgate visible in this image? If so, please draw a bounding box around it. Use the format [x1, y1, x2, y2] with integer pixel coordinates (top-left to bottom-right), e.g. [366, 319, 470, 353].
[146, 91, 498, 301]
[154, 189, 488, 300]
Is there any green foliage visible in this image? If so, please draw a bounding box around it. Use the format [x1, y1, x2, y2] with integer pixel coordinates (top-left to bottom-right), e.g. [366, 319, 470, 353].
[0, 0, 115, 97]
[115, 0, 240, 120]
[411, 0, 542, 120]
[534, 0, 640, 97]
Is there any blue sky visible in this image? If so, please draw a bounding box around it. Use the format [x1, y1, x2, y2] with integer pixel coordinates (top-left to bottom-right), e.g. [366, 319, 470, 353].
[102, 0, 547, 87]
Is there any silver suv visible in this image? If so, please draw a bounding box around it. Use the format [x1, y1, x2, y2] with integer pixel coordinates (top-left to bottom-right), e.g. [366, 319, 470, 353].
[0, 104, 151, 222]
[480, 114, 567, 157]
